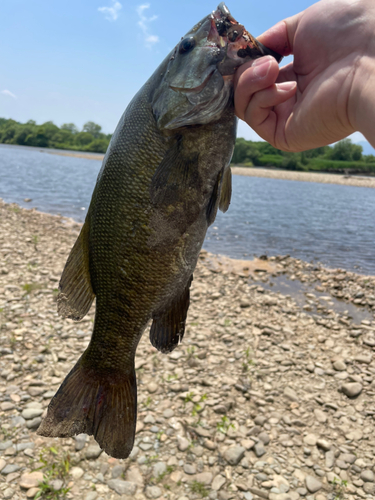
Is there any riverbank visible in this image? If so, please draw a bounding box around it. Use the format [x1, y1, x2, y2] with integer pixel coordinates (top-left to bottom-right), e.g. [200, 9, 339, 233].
[1, 200, 375, 500]
[231, 166, 375, 189]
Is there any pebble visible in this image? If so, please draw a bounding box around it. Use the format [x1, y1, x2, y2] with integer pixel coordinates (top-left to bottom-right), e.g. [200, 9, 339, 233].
[19, 471, 44, 488]
[177, 436, 190, 451]
[212, 475, 226, 491]
[21, 408, 43, 420]
[360, 470, 374, 482]
[314, 409, 327, 423]
[1, 464, 20, 475]
[85, 444, 103, 459]
[107, 479, 137, 496]
[70, 466, 84, 480]
[224, 446, 246, 465]
[341, 382, 363, 398]
[333, 360, 346, 371]
[305, 475, 322, 493]
[183, 463, 196, 474]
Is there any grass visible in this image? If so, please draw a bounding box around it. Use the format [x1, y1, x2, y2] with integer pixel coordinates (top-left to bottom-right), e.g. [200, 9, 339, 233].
[242, 347, 255, 372]
[34, 446, 71, 499]
[22, 282, 43, 295]
[184, 392, 207, 417]
[216, 416, 235, 435]
[189, 480, 209, 498]
[331, 478, 348, 500]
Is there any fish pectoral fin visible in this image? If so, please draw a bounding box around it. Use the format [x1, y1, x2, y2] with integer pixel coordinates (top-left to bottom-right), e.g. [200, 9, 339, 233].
[37, 358, 137, 459]
[150, 276, 193, 353]
[219, 166, 232, 213]
[150, 137, 199, 205]
[57, 221, 95, 321]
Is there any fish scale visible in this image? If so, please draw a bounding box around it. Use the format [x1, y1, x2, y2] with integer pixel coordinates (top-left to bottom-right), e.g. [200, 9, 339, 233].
[38, 2, 281, 458]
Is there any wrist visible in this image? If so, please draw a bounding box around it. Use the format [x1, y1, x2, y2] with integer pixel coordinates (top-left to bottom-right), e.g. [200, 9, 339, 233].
[351, 56, 375, 147]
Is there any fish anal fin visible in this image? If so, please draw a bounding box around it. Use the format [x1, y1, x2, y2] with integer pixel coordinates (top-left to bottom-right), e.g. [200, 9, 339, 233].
[150, 276, 193, 353]
[219, 166, 232, 213]
[37, 358, 137, 459]
[57, 221, 95, 321]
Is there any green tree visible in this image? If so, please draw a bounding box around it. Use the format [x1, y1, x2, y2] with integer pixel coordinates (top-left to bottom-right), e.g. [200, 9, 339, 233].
[75, 132, 94, 147]
[330, 139, 362, 161]
[82, 121, 102, 138]
[61, 123, 78, 134]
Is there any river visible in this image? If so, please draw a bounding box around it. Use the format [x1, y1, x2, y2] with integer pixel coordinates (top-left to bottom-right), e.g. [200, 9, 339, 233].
[1, 144, 374, 275]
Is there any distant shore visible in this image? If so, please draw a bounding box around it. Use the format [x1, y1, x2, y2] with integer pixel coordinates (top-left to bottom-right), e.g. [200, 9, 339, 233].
[45, 149, 375, 189]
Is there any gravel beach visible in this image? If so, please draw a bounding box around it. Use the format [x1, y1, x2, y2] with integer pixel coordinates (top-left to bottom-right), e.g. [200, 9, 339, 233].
[1, 199, 375, 500]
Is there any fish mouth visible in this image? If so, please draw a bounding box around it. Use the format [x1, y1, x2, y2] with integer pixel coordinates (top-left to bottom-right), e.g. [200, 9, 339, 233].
[170, 68, 215, 94]
[209, 2, 283, 74]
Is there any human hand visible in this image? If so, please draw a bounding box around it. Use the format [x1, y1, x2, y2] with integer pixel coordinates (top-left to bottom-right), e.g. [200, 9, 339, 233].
[234, 0, 375, 151]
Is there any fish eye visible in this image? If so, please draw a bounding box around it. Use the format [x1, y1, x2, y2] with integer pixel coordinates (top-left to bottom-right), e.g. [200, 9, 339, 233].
[215, 20, 226, 36]
[179, 37, 196, 54]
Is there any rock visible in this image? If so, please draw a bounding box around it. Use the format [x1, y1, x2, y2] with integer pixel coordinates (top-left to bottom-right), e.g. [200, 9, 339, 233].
[75, 433, 88, 451]
[153, 462, 167, 478]
[145, 486, 162, 498]
[316, 439, 331, 451]
[212, 475, 226, 491]
[21, 408, 43, 420]
[147, 382, 158, 393]
[20, 471, 44, 489]
[196, 472, 213, 485]
[70, 467, 84, 480]
[125, 466, 144, 486]
[355, 353, 372, 364]
[177, 436, 190, 451]
[254, 442, 266, 457]
[1, 464, 20, 475]
[26, 488, 40, 498]
[258, 432, 270, 445]
[50, 479, 63, 491]
[163, 408, 174, 418]
[144, 413, 155, 424]
[85, 444, 103, 459]
[333, 360, 346, 371]
[341, 382, 363, 398]
[183, 463, 196, 474]
[0, 441, 13, 451]
[325, 450, 335, 468]
[283, 386, 298, 401]
[3, 488, 15, 499]
[26, 416, 42, 429]
[314, 409, 327, 423]
[84, 493, 98, 500]
[360, 470, 374, 482]
[0, 459, 6, 471]
[224, 445, 246, 465]
[111, 465, 125, 479]
[303, 434, 317, 446]
[305, 475, 322, 493]
[107, 479, 137, 496]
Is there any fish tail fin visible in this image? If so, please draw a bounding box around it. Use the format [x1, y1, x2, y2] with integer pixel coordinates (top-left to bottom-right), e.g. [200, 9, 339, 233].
[37, 358, 137, 459]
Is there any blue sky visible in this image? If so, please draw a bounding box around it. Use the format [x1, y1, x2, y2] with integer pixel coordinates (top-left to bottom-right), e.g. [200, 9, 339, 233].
[0, 0, 372, 151]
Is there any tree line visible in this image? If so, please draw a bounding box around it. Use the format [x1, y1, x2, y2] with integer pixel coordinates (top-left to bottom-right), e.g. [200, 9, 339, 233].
[0, 118, 111, 153]
[1, 117, 374, 175]
[232, 137, 375, 175]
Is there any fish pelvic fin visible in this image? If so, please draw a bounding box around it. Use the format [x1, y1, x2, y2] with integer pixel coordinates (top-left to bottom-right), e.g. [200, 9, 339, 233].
[57, 221, 95, 321]
[150, 276, 193, 353]
[219, 166, 232, 213]
[37, 359, 137, 459]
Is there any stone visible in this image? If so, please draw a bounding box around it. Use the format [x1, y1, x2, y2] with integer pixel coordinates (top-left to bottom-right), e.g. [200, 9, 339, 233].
[153, 462, 167, 478]
[303, 434, 317, 446]
[360, 470, 374, 482]
[341, 382, 363, 398]
[258, 432, 270, 445]
[125, 466, 144, 486]
[20, 471, 44, 489]
[177, 436, 190, 451]
[196, 472, 213, 485]
[224, 445, 246, 465]
[184, 463, 196, 475]
[163, 408, 174, 418]
[111, 465, 125, 479]
[333, 360, 346, 371]
[3, 488, 15, 499]
[26, 416, 42, 429]
[85, 444, 103, 459]
[144, 413, 155, 424]
[75, 433, 88, 451]
[326, 450, 335, 468]
[316, 439, 331, 451]
[145, 485, 162, 498]
[21, 408, 43, 420]
[50, 479, 63, 491]
[305, 475, 322, 493]
[283, 386, 298, 401]
[0, 459, 6, 471]
[107, 479, 137, 496]
[314, 409, 327, 423]
[70, 467, 84, 480]
[147, 382, 158, 393]
[0, 441, 13, 451]
[1, 464, 20, 475]
[26, 488, 40, 498]
[84, 493, 98, 500]
[254, 442, 266, 457]
[212, 475, 226, 491]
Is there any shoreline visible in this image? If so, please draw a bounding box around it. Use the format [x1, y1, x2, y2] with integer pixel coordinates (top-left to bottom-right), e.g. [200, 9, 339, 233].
[1, 199, 375, 499]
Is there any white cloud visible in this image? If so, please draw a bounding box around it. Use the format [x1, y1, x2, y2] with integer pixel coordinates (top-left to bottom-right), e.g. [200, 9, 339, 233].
[1, 89, 17, 99]
[98, 0, 122, 21]
[137, 4, 159, 48]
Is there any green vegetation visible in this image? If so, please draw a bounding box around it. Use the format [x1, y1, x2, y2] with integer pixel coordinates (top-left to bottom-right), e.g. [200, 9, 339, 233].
[331, 477, 348, 499]
[35, 446, 71, 499]
[232, 137, 375, 175]
[216, 415, 235, 435]
[0, 117, 111, 154]
[190, 480, 209, 497]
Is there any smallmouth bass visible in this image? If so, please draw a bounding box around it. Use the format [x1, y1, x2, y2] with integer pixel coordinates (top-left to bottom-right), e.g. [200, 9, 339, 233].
[38, 2, 281, 458]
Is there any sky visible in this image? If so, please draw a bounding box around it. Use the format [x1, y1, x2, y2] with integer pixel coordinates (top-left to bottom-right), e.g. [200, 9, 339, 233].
[0, 0, 373, 152]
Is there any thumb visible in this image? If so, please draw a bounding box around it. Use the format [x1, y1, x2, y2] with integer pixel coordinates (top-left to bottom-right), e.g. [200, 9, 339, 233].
[257, 11, 304, 56]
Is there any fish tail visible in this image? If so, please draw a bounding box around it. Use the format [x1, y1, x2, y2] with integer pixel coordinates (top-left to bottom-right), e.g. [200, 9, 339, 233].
[37, 358, 137, 459]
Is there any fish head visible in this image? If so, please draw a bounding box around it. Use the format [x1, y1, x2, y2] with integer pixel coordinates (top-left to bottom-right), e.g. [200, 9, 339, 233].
[152, 2, 281, 130]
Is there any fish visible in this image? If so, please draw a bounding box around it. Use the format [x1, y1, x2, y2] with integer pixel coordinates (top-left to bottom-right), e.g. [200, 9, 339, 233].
[37, 2, 281, 459]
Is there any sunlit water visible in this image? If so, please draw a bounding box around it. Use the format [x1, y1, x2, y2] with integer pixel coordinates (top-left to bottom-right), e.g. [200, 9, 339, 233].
[1, 144, 374, 275]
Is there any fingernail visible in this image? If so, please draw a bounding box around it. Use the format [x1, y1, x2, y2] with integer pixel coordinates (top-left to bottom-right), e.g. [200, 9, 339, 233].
[277, 81, 297, 91]
[252, 58, 272, 78]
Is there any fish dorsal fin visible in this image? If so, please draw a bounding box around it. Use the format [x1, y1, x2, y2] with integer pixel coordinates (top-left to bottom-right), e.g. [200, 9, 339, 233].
[150, 276, 193, 353]
[57, 221, 95, 321]
[219, 166, 232, 213]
